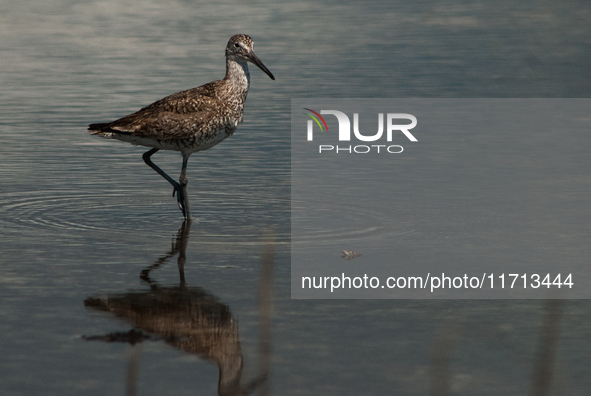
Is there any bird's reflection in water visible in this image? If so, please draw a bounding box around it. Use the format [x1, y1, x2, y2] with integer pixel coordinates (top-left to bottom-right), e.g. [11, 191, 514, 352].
[84, 220, 273, 396]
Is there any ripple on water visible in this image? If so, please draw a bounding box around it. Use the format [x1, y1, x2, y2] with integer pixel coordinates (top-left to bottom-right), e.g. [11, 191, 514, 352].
[291, 198, 500, 248]
[0, 190, 290, 244]
[291, 198, 416, 245]
[0, 191, 493, 246]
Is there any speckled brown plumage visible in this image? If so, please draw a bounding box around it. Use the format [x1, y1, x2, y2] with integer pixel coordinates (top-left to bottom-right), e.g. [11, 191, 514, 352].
[88, 34, 275, 218]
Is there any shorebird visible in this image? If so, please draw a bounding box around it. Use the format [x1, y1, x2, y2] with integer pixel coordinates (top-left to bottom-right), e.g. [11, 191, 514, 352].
[88, 34, 275, 218]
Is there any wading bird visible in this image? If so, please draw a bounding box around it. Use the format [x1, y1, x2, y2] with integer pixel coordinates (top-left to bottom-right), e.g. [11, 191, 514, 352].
[88, 34, 275, 218]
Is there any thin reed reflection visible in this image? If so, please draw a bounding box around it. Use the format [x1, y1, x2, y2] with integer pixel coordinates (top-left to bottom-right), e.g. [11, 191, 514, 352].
[428, 299, 565, 396]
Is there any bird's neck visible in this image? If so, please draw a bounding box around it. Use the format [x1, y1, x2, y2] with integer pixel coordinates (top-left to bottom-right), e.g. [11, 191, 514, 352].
[224, 57, 250, 94]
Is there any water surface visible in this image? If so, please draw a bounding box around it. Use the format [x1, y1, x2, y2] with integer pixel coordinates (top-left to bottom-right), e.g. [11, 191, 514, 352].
[1, 0, 591, 394]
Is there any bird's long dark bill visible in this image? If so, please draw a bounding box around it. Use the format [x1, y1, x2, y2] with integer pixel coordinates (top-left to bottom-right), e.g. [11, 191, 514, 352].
[248, 52, 275, 80]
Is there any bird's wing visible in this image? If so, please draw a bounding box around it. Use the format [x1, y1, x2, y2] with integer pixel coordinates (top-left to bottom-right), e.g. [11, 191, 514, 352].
[89, 81, 226, 140]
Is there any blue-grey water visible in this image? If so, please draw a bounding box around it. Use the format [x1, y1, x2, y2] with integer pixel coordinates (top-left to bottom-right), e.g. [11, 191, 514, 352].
[1, 0, 590, 394]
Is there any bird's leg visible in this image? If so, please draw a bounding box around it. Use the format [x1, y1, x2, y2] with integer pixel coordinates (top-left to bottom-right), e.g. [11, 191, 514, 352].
[179, 154, 191, 219]
[142, 148, 187, 217]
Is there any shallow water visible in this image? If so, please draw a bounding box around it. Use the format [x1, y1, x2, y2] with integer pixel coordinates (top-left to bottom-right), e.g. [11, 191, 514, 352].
[1, 0, 591, 394]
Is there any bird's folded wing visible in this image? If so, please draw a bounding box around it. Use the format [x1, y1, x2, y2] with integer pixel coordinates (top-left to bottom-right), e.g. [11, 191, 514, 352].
[89, 82, 226, 140]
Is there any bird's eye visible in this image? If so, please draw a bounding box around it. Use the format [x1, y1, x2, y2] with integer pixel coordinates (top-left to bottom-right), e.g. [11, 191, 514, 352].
[234, 43, 240, 48]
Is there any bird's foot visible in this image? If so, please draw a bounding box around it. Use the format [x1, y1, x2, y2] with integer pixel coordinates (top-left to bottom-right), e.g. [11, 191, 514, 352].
[172, 185, 187, 218]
